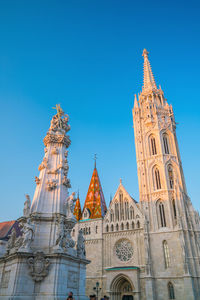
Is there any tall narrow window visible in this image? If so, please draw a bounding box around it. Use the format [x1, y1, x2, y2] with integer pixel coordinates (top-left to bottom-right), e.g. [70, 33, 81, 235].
[126, 222, 129, 230]
[137, 221, 140, 228]
[172, 199, 177, 221]
[150, 136, 157, 155]
[119, 193, 124, 220]
[116, 223, 119, 231]
[111, 224, 114, 232]
[163, 134, 170, 154]
[168, 282, 175, 299]
[121, 223, 124, 230]
[130, 207, 134, 219]
[163, 241, 170, 268]
[132, 221, 134, 229]
[125, 201, 129, 220]
[106, 225, 109, 232]
[159, 202, 166, 227]
[110, 210, 114, 222]
[155, 168, 162, 190]
[168, 166, 174, 189]
[115, 203, 119, 221]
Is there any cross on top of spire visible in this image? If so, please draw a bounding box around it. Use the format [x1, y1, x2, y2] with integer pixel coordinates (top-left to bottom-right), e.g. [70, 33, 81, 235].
[94, 154, 97, 169]
[142, 49, 157, 92]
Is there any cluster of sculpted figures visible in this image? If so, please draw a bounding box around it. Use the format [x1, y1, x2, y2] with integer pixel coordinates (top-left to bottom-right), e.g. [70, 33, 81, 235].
[6, 192, 85, 259]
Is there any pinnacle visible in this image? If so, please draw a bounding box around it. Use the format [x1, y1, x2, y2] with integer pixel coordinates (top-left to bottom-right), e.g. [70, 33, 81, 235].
[142, 49, 157, 92]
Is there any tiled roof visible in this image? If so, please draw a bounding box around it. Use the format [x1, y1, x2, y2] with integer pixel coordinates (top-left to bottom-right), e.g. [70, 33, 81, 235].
[74, 197, 82, 221]
[0, 221, 15, 239]
[0, 221, 22, 240]
[82, 167, 107, 219]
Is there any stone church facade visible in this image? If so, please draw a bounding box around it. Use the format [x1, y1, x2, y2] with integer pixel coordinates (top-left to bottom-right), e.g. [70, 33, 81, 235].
[73, 50, 200, 300]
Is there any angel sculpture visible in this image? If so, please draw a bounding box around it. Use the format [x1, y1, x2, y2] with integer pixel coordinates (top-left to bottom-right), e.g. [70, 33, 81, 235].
[65, 192, 76, 220]
[77, 230, 86, 258]
[19, 218, 35, 252]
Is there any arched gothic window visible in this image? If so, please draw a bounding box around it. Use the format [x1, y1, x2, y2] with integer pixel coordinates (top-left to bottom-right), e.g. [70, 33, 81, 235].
[132, 221, 134, 229]
[121, 223, 124, 230]
[130, 207, 134, 219]
[163, 134, 170, 154]
[168, 282, 175, 299]
[137, 221, 140, 228]
[111, 224, 114, 232]
[119, 193, 124, 220]
[168, 165, 174, 189]
[116, 223, 119, 231]
[154, 168, 162, 190]
[163, 240, 170, 268]
[126, 222, 129, 230]
[106, 225, 109, 232]
[150, 136, 157, 155]
[110, 210, 114, 222]
[115, 202, 119, 221]
[125, 201, 129, 220]
[172, 199, 177, 221]
[159, 202, 166, 227]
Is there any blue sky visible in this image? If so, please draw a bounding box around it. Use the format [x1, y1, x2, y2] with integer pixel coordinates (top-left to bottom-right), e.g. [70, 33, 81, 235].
[0, 0, 200, 221]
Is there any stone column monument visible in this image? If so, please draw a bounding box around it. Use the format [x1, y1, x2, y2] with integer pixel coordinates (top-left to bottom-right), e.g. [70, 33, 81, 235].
[0, 105, 89, 300]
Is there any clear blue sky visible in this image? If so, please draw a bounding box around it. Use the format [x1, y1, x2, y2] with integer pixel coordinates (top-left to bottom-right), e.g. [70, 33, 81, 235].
[0, 0, 200, 222]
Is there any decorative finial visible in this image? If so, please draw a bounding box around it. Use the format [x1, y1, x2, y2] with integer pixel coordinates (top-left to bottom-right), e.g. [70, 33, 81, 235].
[142, 49, 149, 57]
[52, 104, 64, 127]
[120, 178, 122, 184]
[94, 154, 97, 169]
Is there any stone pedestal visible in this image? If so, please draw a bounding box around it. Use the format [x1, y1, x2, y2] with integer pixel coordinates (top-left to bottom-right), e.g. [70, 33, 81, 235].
[0, 251, 89, 300]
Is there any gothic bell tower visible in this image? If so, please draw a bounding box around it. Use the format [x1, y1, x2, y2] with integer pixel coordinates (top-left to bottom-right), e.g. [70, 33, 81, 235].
[132, 49, 189, 229]
[132, 49, 200, 300]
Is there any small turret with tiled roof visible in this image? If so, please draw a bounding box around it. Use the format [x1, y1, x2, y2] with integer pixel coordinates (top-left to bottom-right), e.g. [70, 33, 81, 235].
[74, 192, 82, 221]
[82, 157, 107, 219]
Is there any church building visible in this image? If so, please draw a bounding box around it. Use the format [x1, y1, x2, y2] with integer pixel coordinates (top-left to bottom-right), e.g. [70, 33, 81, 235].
[73, 50, 200, 300]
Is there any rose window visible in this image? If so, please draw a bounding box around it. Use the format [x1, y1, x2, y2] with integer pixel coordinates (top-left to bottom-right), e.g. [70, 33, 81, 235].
[115, 239, 133, 262]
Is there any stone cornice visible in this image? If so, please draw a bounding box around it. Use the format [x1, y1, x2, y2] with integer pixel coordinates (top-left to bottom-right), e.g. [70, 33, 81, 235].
[0, 250, 90, 265]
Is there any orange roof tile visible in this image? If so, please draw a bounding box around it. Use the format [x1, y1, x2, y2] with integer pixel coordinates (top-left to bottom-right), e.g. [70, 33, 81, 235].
[0, 221, 15, 239]
[74, 197, 82, 221]
[82, 167, 107, 219]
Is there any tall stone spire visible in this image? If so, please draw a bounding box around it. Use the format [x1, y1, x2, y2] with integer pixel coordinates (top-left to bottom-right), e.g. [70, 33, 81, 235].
[31, 105, 71, 216]
[142, 49, 157, 92]
[74, 194, 82, 221]
[82, 165, 107, 219]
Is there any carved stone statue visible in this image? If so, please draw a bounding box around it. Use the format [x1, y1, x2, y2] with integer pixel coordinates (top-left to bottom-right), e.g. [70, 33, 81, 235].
[54, 217, 76, 255]
[38, 157, 49, 171]
[77, 230, 86, 258]
[18, 218, 35, 252]
[35, 176, 40, 185]
[46, 179, 57, 191]
[65, 192, 76, 220]
[6, 228, 16, 254]
[23, 194, 31, 217]
[62, 176, 71, 188]
[55, 216, 66, 251]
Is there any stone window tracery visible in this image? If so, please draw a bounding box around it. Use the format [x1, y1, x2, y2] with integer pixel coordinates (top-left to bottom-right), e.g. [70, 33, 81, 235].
[168, 165, 174, 189]
[168, 282, 175, 299]
[159, 202, 166, 227]
[163, 133, 170, 154]
[150, 136, 157, 155]
[115, 239, 133, 262]
[163, 240, 170, 268]
[154, 167, 161, 190]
